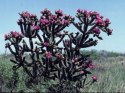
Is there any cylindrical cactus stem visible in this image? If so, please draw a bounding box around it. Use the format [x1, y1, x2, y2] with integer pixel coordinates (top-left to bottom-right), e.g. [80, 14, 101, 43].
[56, 34, 65, 45]
[36, 34, 43, 43]
[72, 22, 83, 33]
[8, 45, 16, 55]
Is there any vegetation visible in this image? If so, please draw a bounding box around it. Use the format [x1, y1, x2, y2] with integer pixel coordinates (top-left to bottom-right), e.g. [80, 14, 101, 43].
[4, 9, 113, 92]
[0, 50, 125, 92]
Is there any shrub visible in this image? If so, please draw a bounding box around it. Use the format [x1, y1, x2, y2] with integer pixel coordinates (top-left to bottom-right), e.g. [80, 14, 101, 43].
[5, 9, 112, 92]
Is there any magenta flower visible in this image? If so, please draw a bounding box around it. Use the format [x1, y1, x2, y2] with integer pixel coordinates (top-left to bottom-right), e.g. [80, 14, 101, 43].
[105, 18, 110, 23]
[89, 63, 95, 69]
[43, 42, 49, 46]
[33, 25, 40, 30]
[45, 51, 52, 59]
[72, 57, 78, 63]
[41, 8, 51, 16]
[90, 11, 99, 16]
[30, 14, 36, 18]
[77, 9, 83, 13]
[95, 17, 105, 26]
[40, 19, 49, 25]
[55, 53, 64, 59]
[12, 31, 19, 38]
[77, 9, 81, 13]
[50, 15, 57, 20]
[62, 20, 70, 26]
[93, 28, 100, 34]
[107, 28, 113, 35]
[109, 29, 112, 35]
[55, 9, 63, 16]
[92, 75, 97, 81]
[22, 11, 30, 17]
[80, 71, 84, 74]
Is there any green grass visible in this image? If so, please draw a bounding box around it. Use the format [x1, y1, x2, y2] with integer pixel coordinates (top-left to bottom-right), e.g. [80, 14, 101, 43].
[0, 55, 125, 92]
[85, 56, 125, 92]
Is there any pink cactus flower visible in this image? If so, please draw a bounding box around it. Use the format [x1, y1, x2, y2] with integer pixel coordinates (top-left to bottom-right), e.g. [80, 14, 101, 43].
[41, 8, 51, 15]
[55, 9, 63, 16]
[77, 9, 83, 13]
[40, 19, 49, 25]
[108, 29, 113, 35]
[33, 25, 40, 30]
[93, 28, 100, 34]
[43, 42, 49, 46]
[89, 63, 95, 69]
[77, 9, 81, 13]
[45, 51, 52, 59]
[55, 53, 64, 59]
[83, 10, 89, 15]
[95, 17, 102, 23]
[50, 15, 57, 20]
[13, 31, 19, 38]
[92, 75, 97, 81]
[22, 11, 30, 17]
[109, 29, 113, 35]
[30, 14, 36, 18]
[80, 71, 84, 74]
[62, 20, 70, 26]
[105, 18, 110, 23]
[72, 57, 78, 62]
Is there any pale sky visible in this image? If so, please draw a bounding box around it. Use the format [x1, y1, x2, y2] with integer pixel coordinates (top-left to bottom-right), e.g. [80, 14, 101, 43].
[0, 0, 125, 53]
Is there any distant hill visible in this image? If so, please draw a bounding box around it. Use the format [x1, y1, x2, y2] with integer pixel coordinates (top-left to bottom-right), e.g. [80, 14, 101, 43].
[81, 50, 125, 60]
[0, 50, 125, 60]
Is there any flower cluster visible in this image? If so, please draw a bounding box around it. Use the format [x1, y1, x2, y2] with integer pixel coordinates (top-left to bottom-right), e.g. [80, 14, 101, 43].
[76, 9, 112, 35]
[4, 31, 24, 40]
[17, 11, 39, 37]
[40, 9, 72, 27]
[93, 28, 100, 34]
[20, 11, 37, 18]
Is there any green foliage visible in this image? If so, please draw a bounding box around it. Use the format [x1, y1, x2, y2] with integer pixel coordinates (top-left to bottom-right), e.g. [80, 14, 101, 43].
[1, 51, 125, 92]
[81, 49, 124, 60]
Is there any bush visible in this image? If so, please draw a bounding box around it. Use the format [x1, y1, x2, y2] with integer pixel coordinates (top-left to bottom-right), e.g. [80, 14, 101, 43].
[4, 9, 112, 92]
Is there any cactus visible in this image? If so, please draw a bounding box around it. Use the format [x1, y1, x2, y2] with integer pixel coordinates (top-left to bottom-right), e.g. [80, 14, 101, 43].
[5, 9, 112, 92]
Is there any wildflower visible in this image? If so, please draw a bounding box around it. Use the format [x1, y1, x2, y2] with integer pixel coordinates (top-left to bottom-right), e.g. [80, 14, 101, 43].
[93, 28, 100, 34]
[41, 8, 51, 16]
[33, 25, 40, 30]
[80, 71, 84, 74]
[95, 16, 105, 26]
[107, 28, 113, 35]
[55, 9, 63, 16]
[89, 63, 95, 69]
[92, 75, 97, 81]
[43, 42, 49, 46]
[109, 29, 112, 35]
[77, 9, 84, 13]
[45, 51, 52, 59]
[72, 57, 78, 63]
[30, 14, 36, 18]
[12, 31, 19, 38]
[22, 11, 30, 17]
[62, 20, 70, 26]
[105, 18, 110, 23]
[40, 19, 49, 25]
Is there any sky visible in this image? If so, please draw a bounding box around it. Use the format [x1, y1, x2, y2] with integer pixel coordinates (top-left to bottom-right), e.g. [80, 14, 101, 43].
[0, 0, 125, 54]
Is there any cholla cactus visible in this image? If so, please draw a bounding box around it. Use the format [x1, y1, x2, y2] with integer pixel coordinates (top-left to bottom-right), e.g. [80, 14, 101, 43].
[5, 9, 112, 92]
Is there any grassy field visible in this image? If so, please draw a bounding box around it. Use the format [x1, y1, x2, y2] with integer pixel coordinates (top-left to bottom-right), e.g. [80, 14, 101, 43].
[0, 53, 125, 92]
[86, 56, 125, 92]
